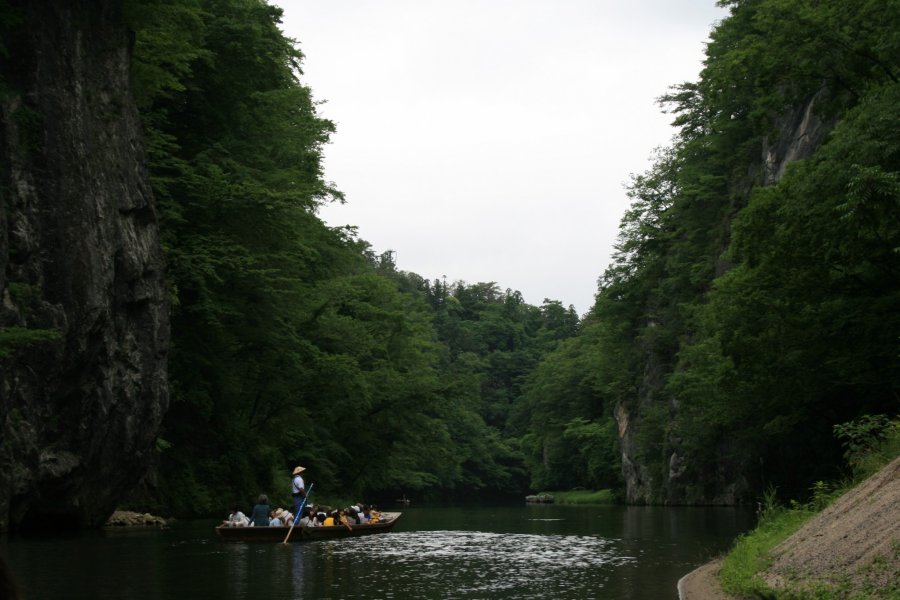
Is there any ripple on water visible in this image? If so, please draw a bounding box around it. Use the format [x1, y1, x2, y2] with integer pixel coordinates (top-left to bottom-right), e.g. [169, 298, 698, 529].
[324, 531, 635, 599]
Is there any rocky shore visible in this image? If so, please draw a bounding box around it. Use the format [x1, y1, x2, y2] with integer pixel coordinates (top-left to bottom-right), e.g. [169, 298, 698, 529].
[104, 511, 170, 528]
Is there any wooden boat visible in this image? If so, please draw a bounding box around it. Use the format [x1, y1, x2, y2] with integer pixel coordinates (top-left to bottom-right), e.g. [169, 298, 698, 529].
[215, 512, 402, 542]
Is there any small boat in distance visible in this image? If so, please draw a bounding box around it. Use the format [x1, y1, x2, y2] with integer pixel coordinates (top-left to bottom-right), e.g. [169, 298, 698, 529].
[215, 512, 402, 543]
[525, 494, 555, 504]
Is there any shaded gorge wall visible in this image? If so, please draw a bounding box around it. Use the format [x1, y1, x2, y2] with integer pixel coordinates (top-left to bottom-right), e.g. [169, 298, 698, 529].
[0, 0, 168, 530]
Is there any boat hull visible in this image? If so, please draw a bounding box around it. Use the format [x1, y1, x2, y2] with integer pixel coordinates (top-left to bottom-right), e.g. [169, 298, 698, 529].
[215, 512, 402, 542]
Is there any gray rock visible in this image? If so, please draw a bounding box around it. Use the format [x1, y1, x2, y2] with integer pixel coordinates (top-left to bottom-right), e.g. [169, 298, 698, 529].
[0, 0, 168, 530]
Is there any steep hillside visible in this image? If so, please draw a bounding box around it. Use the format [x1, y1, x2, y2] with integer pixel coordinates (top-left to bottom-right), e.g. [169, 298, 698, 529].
[526, 0, 900, 506]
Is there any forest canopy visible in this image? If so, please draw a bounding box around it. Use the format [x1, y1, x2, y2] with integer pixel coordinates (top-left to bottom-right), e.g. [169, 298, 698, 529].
[123, 0, 898, 513]
[124, 0, 583, 513]
[556, 0, 900, 503]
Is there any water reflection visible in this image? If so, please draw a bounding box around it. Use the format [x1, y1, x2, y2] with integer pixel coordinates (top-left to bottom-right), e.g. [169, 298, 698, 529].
[223, 542, 249, 598]
[289, 544, 306, 593]
[1, 506, 753, 600]
[322, 531, 634, 599]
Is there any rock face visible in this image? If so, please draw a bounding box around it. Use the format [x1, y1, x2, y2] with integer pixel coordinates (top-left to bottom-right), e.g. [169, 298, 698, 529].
[0, 0, 169, 529]
[617, 91, 833, 506]
[762, 88, 833, 186]
[616, 336, 665, 505]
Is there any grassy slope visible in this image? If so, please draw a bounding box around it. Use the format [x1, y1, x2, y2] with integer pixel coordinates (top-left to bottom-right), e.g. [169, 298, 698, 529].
[538, 490, 617, 504]
[718, 421, 900, 599]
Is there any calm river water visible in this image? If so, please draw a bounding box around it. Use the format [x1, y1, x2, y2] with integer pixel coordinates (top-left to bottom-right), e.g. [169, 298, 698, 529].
[1, 504, 753, 600]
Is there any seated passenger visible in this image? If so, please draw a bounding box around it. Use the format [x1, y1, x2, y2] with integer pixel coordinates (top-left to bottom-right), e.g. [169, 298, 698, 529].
[269, 509, 283, 527]
[299, 506, 317, 527]
[249, 494, 271, 527]
[223, 507, 249, 527]
[338, 509, 353, 530]
[280, 508, 294, 525]
[323, 511, 337, 527]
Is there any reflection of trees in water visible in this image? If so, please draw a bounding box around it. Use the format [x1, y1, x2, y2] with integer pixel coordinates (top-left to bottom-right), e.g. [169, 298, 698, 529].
[0, 556, 22, 600]
[617, 506, 755, 600]
[291, 544, 312, 597]
[2, 507, 753, 599]
[225, 538, 319, 598]
[224, 543, 249, 598]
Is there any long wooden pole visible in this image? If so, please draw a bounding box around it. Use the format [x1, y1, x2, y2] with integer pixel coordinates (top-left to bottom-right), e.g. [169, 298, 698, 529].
[282, 482, 313, 544]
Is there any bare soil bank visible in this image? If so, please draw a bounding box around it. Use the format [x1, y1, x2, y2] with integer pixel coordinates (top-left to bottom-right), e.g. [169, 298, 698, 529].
[680, 456, 900, 599]
[678, 558, 732, 600]
[761, 456, 899, 597]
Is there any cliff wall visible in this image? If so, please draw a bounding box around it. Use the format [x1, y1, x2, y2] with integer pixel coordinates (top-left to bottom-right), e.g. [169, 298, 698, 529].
[617, 91, 833, 505]
[0, 0, 168, 529]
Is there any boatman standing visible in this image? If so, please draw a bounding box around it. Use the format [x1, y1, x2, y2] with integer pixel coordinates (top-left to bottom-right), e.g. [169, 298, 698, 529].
[291, 466, 307, 516]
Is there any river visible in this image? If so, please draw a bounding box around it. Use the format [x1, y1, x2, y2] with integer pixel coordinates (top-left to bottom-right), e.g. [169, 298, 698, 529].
[1, 504, 753, 599]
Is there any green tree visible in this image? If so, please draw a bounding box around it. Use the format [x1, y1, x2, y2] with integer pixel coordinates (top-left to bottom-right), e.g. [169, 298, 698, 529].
[537, 0, 900, 503]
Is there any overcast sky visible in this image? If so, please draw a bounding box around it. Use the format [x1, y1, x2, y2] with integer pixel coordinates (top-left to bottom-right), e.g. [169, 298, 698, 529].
[279, 1, 727, 315]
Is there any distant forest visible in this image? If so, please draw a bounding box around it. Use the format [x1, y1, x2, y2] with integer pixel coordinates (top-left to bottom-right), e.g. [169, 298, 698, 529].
[125, 0, 898, 514]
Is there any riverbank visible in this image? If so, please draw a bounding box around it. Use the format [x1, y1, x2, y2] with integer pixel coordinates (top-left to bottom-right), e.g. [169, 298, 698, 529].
[756, 455, 899, 597]
[680, 455, 900, 599]
[537, 489, 617, 504]
[105, 510, 170, 527]
[678, 559, 732, 600]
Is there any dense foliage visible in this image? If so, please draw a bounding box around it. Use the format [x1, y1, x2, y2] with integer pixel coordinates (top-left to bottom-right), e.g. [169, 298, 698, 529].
[529, 0, 900, 502]
[125, 0, 578, 515]
[126, 0, 898, 514]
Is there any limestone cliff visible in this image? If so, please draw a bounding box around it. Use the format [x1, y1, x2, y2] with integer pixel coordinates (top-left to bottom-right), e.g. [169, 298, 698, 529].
[616, 91, 833, 505]
[0, 0, 169, 529]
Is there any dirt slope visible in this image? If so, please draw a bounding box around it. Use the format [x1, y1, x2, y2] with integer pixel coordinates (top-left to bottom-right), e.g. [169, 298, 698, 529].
[760, 456, 900, 597]
[678, 559, 732, 600]
[679, 456, 900, 599]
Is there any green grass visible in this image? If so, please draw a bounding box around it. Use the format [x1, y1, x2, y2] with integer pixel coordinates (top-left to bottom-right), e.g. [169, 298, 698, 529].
[720, 494, 900, 599]
[719, 416, 900, 599]
[538, 489, 617, 504]
[719, 506, 816, 597]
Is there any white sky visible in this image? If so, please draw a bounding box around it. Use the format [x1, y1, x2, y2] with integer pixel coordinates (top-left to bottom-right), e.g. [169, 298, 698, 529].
[278, 1, 727, 315]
